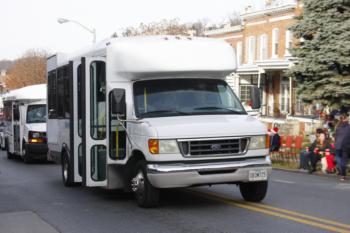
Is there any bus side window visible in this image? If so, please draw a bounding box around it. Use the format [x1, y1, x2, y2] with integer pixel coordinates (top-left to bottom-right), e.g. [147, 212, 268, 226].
[90, 61, 106, 140]
[48, 70, 57, 119]
[77, 65, 82, 137]
[13, 105, 20, 121]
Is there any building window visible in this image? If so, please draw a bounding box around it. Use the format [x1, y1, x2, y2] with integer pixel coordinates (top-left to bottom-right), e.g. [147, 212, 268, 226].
[280, 77, 290, 113]
[246, 36, 256, 64]
[240, 85, 251, 104]
[272, 28, 279, 58]
[285, 30, 292, 56]
[259, 34, 268, 60]
[239, 75, 260, 105]
[236, 41, 242, 66]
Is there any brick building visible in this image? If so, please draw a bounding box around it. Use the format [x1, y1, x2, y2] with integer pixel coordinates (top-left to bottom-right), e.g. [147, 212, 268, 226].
[205, 0, 306, 118]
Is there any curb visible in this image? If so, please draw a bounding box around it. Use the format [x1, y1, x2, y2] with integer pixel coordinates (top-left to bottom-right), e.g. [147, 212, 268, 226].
[272, 167, 339, 178]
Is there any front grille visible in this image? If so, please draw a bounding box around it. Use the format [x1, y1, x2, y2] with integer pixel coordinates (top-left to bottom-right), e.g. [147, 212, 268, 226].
[178, 138, 248, 157]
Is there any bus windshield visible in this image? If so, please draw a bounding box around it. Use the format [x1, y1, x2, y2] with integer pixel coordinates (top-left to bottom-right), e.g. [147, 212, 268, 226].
[134, 78, 246, 118]
[27, 104, 47, 123]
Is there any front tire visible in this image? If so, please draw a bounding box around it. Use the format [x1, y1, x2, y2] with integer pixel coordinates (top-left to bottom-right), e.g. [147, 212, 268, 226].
[62, 153, 75, 187]
[131, 161, 159, 208]
[23, 144, 32, 164]
[239, 181, 268, 202]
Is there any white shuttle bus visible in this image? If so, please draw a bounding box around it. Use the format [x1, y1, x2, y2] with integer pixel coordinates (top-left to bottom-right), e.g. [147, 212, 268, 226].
[3, 84, 48, 163]
[47, 36, 271, 207]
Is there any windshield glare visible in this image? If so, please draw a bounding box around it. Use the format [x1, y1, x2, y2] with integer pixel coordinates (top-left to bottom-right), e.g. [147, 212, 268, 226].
[27, 105, 47, 123]
[134, 78, 246, 118]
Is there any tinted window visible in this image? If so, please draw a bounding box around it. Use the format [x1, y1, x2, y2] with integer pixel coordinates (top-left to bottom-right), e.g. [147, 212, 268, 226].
[57, 66, 70, 118]
[77, 65, 83, 137]
[90, 61, 106, 139]
[109, 90, 126, 160]
[48, 70, 57, 119]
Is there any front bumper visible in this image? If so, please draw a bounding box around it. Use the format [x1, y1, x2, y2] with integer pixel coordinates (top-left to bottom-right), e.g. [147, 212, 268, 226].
[147, 158, 272, 188]
[25, 143, 48, 159]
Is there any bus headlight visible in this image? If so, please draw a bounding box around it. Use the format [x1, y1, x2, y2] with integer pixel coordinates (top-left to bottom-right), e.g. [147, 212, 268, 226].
[249, 135, 268, 150]
[28, 131, 46, 143]
[148, 139, 180, 154]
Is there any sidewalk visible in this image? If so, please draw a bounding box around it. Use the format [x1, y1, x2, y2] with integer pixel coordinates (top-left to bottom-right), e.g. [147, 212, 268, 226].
[272, 165, 347, 180]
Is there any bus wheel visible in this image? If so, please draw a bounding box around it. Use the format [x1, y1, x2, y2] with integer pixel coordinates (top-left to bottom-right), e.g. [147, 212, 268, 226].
[239, 181, 268, 202]
[62, 153, 74, 187]
[23, 144, 32, 164]
[6, 140, 14, 159]
[7, 150, 14, 160]
[131, 160, 159, 208]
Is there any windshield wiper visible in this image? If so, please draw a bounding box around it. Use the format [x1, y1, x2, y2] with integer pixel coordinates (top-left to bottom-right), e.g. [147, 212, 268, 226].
[139, 110, 189, 118]
[194, 106, 245, 114]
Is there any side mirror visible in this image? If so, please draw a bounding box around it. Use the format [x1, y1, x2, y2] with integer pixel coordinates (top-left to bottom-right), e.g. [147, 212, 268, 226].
[48, 109, 55, 118]
[110, 89, 126, 119]
[250, 86, 261, 109]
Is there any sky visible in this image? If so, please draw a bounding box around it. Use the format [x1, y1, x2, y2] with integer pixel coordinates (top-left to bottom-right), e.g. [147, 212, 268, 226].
[0, 0, 264, 60]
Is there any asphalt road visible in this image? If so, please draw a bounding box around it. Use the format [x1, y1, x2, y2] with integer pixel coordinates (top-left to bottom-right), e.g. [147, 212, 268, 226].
[0, 151, 349, 233]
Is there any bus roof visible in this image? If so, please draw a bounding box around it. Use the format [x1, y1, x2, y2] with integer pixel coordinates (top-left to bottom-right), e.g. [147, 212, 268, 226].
[3, 84, 46, 102]
[48, 36, 236, 80]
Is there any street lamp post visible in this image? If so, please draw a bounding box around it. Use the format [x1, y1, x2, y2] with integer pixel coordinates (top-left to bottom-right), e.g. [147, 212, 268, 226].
[57, 18, 96, 43]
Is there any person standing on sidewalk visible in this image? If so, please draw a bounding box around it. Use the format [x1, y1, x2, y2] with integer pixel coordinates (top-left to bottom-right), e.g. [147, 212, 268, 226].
[334, 113, 349, 181]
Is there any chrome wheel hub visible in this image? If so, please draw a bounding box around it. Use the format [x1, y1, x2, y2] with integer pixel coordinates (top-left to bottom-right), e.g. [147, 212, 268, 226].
[131, 171, 145, 193]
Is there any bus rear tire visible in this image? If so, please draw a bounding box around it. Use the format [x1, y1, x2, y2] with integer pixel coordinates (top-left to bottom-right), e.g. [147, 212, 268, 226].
[239, 181, 268, 202]
[6, 139, 13, 159]
[131, 160, 159, 208]
[6, 141, 14, 160]
[7, 150, 14, 160]
[62, 153, 75, 187]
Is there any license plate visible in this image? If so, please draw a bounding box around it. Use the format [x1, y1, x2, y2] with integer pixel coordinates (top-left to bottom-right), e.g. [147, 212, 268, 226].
[249, 170, 267, 181]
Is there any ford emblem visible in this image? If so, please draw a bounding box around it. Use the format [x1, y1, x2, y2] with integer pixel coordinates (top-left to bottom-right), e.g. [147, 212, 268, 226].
[211, 144, 221, 151]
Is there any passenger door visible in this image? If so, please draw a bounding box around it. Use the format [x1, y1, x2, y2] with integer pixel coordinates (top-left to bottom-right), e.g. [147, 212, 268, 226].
[81, 57, 107, 187]
[70, 60, 83, 183]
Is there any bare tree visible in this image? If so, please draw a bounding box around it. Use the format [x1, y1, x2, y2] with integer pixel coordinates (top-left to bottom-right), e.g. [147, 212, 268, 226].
[0, 60, 14, 71]
[120, 18, 190, 37]
[5, 50, 48, 90]
[227, 11, 242, 26]
[190, 20, 207, 36]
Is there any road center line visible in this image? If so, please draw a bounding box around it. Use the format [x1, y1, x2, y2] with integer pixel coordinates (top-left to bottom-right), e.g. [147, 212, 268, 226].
[188, 190, 350, 233]
[245, 202, 350, 229]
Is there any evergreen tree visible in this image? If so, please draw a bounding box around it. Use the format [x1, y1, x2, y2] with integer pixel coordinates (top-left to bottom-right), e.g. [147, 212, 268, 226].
[288, 0, 350, 108]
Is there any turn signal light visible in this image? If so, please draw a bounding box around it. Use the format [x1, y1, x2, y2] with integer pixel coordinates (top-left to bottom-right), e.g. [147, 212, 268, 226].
[29, 138, 44, 143]
[148, 139, 159, 154]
